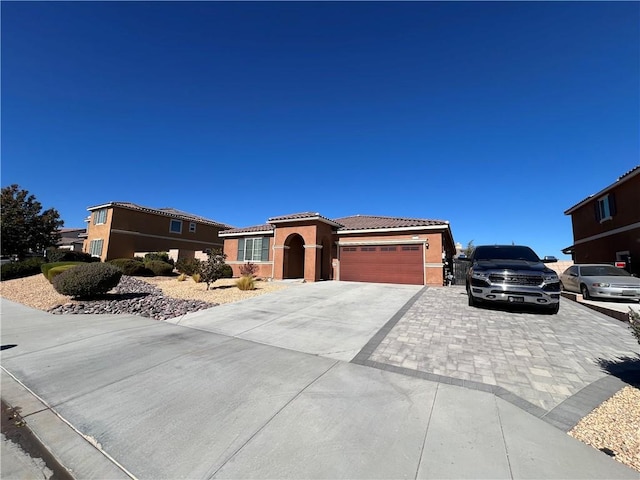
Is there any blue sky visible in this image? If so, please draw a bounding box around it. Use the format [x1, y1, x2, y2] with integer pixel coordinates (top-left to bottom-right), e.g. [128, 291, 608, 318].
[2, 1, 638, 259]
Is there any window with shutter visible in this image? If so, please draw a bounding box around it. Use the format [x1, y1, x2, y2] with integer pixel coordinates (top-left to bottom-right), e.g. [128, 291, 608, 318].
[596, 194, 615, 223]
[238, 237, 268, 261]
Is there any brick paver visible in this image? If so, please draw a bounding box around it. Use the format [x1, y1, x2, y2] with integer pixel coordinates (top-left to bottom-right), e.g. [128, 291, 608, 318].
[367, 286, 639, 412]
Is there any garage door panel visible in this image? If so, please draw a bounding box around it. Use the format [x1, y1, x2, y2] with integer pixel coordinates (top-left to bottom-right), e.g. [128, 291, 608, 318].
[340, 245, 423, 285]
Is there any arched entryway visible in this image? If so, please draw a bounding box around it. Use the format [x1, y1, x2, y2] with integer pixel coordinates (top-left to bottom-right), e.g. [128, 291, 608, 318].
[283, 233, 305, 279]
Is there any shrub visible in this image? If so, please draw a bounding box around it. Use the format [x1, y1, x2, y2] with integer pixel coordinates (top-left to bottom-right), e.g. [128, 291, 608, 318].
[41, 261, 84, 280]
[52, 263, 122, 299]
[236, 275, 256, 291]
[45, 247, 97, 263]
[192, 273, 201, 283]
[239, 262, 258, 277]
[629, 308, 640, 346]
[144, 252, 174, 266]
[221, 264, 233, 279]
[177, 273, 187, 282]
[47, 264, 80, 283]
[175, 257, 202, 276]
[108, 258, 150, 276]
[144, 260, 174, 276]
[1, 257, 46, 281]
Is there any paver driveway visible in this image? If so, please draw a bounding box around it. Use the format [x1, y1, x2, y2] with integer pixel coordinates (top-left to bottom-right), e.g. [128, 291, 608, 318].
[366, 286, 639, 416]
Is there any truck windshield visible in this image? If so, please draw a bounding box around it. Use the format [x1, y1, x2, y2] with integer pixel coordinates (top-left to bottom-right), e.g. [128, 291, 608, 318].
[474, 246, 540, 262]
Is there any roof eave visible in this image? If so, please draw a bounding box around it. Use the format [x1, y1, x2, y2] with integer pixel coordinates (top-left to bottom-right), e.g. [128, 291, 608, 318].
[219, 229, 275, 237]
[337, 224, 449, 235]
[564, 167, 640, 215]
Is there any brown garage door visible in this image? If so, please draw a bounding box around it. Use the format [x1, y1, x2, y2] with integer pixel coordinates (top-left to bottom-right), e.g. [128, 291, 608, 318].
[339, 245, 424, 285]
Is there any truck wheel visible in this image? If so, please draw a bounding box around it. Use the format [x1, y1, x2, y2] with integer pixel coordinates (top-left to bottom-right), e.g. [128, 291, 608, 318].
[467, 285, 478, 307]
[546, 303, 560, 315]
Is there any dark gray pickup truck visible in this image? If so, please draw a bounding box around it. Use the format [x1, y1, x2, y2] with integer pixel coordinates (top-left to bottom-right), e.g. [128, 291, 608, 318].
[465, 245, 561, 314]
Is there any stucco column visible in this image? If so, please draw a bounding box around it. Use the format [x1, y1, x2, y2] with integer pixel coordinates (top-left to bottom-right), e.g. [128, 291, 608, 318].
[303, 244, 322, 282]
[272, 245, 287, 280]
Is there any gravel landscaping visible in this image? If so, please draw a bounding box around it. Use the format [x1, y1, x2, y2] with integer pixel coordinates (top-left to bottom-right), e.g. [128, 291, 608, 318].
[0, 273, 293, 320]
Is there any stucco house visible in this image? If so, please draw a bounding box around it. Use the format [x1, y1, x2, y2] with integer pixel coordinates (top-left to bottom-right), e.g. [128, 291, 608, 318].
[220, 212, 456, 286]
[563, 165, 640, 275]
[56, 228, 87, 251]
[82, 202, 231, 262]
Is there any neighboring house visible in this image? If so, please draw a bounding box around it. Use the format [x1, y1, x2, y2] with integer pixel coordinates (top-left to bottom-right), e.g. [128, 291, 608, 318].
[220, 212, 456, 286]
[563, 165, 640, 275]
[57, 228, 86, 251]
[83, 202, 232, 262]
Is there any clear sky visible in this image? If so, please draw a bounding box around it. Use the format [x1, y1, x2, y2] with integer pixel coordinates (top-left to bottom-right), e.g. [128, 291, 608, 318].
[2, 1, 638, 259]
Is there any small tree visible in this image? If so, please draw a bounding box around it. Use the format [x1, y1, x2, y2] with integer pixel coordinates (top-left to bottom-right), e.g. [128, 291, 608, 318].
[462, 240, 475, 257]
[1, 184, 63, 259]
[200, 248, 228, 290]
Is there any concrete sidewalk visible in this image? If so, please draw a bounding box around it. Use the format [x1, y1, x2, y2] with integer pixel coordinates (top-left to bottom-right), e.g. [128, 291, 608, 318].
[1, 297, 637, 479]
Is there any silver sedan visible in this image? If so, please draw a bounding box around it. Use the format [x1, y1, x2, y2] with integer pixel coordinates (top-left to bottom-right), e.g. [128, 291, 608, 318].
[560, 264, 640, 301]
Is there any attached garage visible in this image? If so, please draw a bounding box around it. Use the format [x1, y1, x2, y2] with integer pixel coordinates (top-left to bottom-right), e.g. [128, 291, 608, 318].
[339, 244, 424, 285]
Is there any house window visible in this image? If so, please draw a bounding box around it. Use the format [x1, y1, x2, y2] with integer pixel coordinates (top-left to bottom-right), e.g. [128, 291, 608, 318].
[237, 237, 270, 262]
[189, 222, 196, 233]
[170, 219, 182, 234]
[93, 209, 107, 225]
[361, 247, 376, 251]
[89, 239, 103, 257]
[381, 246, 397, 252]
[595, 193, 616, 223]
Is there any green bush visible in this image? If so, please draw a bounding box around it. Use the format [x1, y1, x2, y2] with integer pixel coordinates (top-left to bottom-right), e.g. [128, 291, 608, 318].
[221, 264, 233, 279]
[52, 263, 122, 299]
[47, 264, 79, 283]
[45, 247, 97, 263]
[1, 257, 46, 280]
[175, 257, 202, 276]
[144, 252, 174, 266]
[236, 275, 256, 291]
[144, 260, 174, 276]
[41, 262, 84, 280]
[108, 258, 150, 276]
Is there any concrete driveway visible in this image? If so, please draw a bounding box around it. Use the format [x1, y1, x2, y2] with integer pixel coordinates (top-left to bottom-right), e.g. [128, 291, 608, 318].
[1, 282, 638, 479]
[168, 281, 423, 361]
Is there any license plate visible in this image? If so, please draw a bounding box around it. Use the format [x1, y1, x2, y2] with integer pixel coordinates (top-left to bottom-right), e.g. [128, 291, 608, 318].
[622, 291, 638, 296]
[508, 296, 524, 303]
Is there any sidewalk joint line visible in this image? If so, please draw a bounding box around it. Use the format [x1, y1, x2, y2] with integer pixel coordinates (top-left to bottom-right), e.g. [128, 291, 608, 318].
[206, 360, 341, 479]
[1, 366, 139, 480]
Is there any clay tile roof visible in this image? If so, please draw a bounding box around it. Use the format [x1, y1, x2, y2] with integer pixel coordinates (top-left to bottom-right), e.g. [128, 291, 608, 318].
[334, 215, 448, 230]
[267, 212, 322, 222]
[89, 202, 233, 228]
[220, 224, 274, 235]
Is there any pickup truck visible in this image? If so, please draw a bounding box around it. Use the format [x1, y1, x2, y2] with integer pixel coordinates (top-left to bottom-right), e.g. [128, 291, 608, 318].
[465, 245, 561, 314]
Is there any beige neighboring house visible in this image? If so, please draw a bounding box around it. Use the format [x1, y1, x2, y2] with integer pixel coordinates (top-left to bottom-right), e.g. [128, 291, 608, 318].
[82, 202, 232, 262]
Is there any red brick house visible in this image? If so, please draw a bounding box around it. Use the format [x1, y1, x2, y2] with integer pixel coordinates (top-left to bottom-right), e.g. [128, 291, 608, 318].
[563, 165, 640, 275]
[220, 212, 456, 286]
